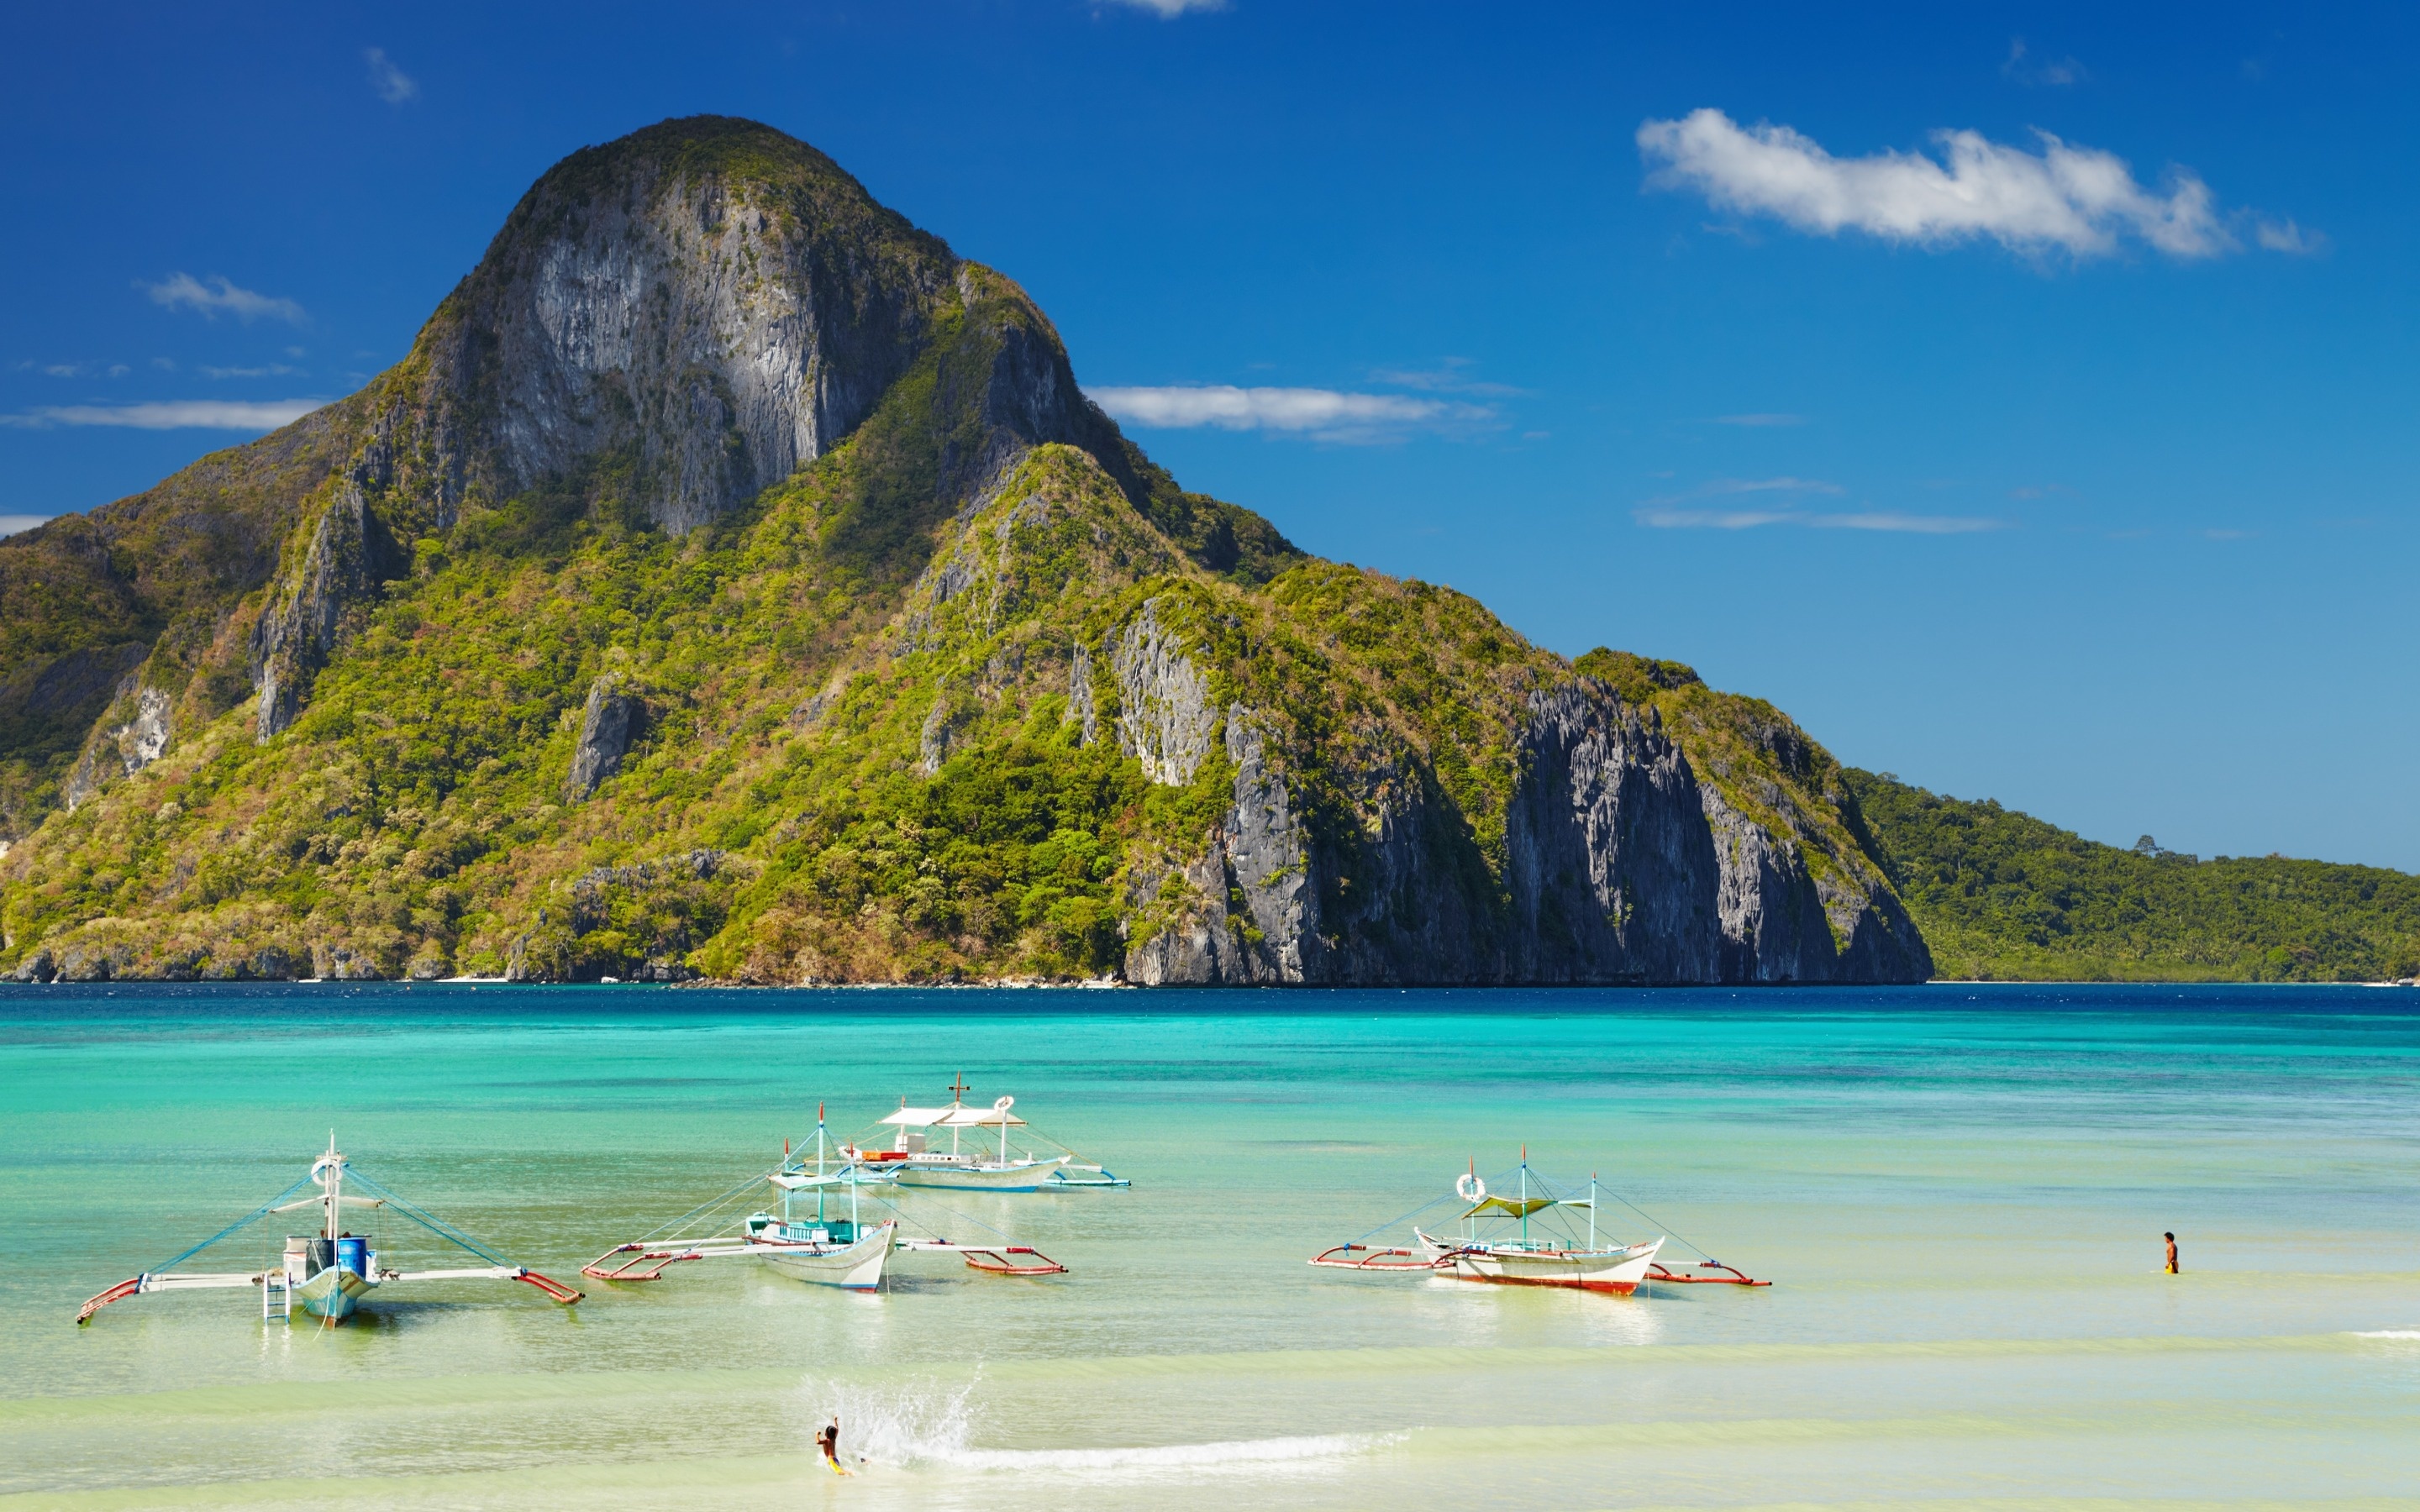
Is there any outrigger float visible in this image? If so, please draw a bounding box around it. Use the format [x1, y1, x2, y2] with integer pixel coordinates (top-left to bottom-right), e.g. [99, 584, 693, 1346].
[845, 1076, 1130, 1191]
[1312, 1152, 1768, 1294]
[585, 1105, 1069, 1293]
[77, 1137, 584, 1326]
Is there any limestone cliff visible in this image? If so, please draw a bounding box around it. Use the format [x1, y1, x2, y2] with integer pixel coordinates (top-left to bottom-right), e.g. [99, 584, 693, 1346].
[0, 118, 1930, 987]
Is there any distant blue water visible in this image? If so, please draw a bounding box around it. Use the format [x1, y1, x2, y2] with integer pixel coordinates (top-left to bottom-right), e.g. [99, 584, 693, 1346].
[3, 982, 2415, 1509]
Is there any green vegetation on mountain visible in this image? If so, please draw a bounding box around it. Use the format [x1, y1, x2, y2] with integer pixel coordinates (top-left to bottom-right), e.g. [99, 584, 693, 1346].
[0, 117, 1938, 985]
[1847, 769, 2420, 982]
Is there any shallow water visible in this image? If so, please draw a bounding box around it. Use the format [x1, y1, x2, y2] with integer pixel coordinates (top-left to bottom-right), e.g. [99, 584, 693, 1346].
[3, 983, 2415, 1508]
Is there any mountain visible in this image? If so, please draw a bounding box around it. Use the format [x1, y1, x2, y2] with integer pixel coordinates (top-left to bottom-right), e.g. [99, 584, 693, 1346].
[0, 117, 1930, 985]
[1847, 770, 2420, 983]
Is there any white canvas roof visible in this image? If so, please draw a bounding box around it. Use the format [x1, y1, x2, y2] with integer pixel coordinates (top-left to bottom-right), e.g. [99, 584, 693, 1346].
[879, 1104, 1026, 1127]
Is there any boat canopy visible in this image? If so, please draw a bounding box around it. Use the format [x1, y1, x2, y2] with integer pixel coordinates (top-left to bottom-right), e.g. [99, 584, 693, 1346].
[1462, 1195, 1573, 1220]
[879, 1105, 1026, 1128]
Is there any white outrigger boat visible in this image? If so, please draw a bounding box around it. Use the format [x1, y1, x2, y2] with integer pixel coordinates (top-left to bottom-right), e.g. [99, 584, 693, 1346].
[586, 1106, 1068, 1291]
[850, 1076, 1129, 1192]
[1312, 1152, 1767, 1295]
[77, 1136, 584, 1326]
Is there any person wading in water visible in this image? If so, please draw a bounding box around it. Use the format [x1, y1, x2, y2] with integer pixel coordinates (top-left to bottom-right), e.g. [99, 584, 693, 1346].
[2165, 1231, 2180, 1275]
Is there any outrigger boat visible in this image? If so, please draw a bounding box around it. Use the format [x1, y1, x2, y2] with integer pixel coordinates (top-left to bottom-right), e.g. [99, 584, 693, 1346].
[849, 1076, 1129, 1191]
[585, 1105, 1068, 1292]
[77, 1136, 583, 1326]
[1312, 1152, 1768, 1294]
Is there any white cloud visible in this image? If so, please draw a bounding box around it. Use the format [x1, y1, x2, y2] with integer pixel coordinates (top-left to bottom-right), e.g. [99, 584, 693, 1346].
[1638, 108, 2261, 259]
[1637, 505, 2002, 533]
[2003, 38, 2086, 87]
[0, 399, 324, 431]
[1099, 0, 1225, 14]
[1712, 412, 1805, 427]
[1088, 384, 1491, 442]
[1636, 475, 1998, 533]
[2254, 218, 2326, 255]
[1367, 359, 1524, 396]
[143, 273, 306, 323]
[200, 364, 303, 380]
[365, 47, 417, 104]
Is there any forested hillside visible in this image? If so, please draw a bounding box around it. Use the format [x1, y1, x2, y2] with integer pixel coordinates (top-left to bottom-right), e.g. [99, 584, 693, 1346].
[1847, 770, 2420, 983]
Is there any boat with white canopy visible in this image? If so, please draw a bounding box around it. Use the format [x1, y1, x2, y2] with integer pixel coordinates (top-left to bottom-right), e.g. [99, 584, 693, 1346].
[585, 1105, 1067, 1291]
[851, 1075, 1129, 1191]
[1311, 1151, 1767, 1294]
[76, 1135, 584, 1325]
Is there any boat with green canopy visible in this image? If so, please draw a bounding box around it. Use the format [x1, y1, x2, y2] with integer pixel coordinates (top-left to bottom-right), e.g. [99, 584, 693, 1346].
[1311, 1151, 1767, 1294]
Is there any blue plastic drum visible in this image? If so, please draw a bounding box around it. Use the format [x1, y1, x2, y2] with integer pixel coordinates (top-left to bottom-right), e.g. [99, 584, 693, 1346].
[334, 1236, 370, 1275]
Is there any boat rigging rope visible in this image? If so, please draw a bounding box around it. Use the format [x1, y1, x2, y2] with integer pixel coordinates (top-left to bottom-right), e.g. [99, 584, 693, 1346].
[1591, 1186, 1721, 1264]
[1343, 1189, 1459, 1248]
[343, 1170, 518, 1268]
[142, 1171, 319, 1275]
[628, 1167, 786, 1244]
[859, 1185, 1025, 1245]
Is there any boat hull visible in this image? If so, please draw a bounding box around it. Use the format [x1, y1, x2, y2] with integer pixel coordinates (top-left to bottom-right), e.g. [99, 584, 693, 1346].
[890, 1156, 1070, 1191]
[750, 1222, 894, 1290]
[1416, 1231, 1665, 1294]
[289, 1264, 376, 1320]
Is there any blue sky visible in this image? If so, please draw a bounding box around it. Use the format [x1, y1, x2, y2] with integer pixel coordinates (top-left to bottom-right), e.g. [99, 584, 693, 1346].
[4, 3, 2415, 868]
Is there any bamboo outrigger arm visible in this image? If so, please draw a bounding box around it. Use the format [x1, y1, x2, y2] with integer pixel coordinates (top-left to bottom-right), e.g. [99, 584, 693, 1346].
[77, 1271, 264, 1324]
[77, 1264, 581, 1322]
[895, 1237, 1067, 1275]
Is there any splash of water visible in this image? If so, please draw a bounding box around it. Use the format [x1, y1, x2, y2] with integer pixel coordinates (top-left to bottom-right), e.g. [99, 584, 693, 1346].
[795, 1372, 1394, 1478]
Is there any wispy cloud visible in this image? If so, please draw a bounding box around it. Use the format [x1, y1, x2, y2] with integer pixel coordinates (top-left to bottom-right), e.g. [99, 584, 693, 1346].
[2003, 38, 2086, 87]
[1711, 412, 1805, 428]
[200, 364, 303, 380]
[1098, 0, 1225, 14]
[1639, 505, 2002, 533]
[0, 515, 50, 538]
[0, 399, 324, 431]
[1367, 358, 1525, 397]
[1638, 108, 2287, 260]
[34, 361, 129, 379]
[143, 273, 306, 324]
[1089, 384, 1493, 443]
[365, 47, 417, 104]
[2254, 218, 2327, 255]
[1635, 476, 1998, 533]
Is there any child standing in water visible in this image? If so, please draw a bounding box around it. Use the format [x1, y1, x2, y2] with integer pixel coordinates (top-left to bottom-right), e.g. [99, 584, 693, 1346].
[2164, 1232, 2179, 1274]
[817, 1418, 853, 1476]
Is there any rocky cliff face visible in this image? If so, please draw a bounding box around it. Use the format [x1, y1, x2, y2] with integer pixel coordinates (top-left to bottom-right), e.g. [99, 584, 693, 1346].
[1118, 670, 1925, 987]
[0, 118, 1933, 988]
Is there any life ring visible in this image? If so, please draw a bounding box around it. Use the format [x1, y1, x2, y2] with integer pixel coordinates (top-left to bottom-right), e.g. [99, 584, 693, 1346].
[993, 1095, 1014, 1114]
[1455, 1171, 1486, 1204]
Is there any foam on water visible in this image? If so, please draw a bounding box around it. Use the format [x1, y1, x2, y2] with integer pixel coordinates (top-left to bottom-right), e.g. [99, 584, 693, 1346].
[796, 1373, 1394, 1478]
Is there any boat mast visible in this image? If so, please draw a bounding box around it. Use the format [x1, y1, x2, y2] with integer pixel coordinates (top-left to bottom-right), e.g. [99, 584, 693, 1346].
[1519, 1146, 1529, 1247]
[325, 1131, 340, 1247]
[816, 1105, 829, 1227]
[1588, 1172, 1597, 1249]
[948, 1074, 969, 1158]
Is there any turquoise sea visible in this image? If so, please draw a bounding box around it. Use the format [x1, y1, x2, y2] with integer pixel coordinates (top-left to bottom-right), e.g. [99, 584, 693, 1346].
[2, 984, 2416, 1509]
